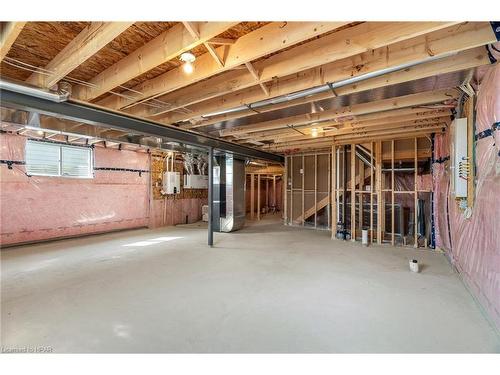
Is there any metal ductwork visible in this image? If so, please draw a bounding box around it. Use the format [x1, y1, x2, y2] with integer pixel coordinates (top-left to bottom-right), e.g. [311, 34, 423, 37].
[212, 153, 246, 232]
[0, 79, 70, 103]
[200, 52, 457, 119]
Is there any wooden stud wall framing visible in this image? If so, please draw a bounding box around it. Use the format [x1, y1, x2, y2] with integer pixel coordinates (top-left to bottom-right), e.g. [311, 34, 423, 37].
[414, 137, 418, 248]
[370, 142, 374, 244]
[286, 156, 292, 225]
[284, 151, 332, 230]
[257, 174, 261, 220]
[350, 144, 356, 241]
[331, 145, 337, 239]
[250, 173, 255, 220]
[391, 140, 395, 246]
[375, 141, 383, 244]
[302, 154, 305, 226]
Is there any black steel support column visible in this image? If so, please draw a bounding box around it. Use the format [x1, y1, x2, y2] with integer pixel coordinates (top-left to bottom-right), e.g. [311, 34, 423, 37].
[208, 147, 214, 247]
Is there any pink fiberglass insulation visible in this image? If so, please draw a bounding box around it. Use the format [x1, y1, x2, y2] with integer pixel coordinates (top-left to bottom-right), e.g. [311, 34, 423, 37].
[433, 61, 500, 330]
[0, 133, 150, 246]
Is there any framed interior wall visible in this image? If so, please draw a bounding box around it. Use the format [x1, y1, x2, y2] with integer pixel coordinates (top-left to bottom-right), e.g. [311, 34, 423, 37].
[331, 137, 433, 248]
[284, 151, 331, 230]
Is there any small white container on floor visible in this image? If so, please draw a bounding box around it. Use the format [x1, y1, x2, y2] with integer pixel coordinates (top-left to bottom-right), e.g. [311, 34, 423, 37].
[410, 259, 419, 273]
[361, 230, 369, 246]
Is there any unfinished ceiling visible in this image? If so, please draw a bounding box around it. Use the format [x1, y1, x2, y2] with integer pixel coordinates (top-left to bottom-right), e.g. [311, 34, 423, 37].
[0, 21, 498, 154]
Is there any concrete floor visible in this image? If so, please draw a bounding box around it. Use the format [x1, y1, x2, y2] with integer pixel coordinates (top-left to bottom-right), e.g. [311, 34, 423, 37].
[1, 215, 499, 353]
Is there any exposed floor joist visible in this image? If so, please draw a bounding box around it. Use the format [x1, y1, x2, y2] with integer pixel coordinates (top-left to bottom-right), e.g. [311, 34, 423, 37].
[0, 22, 26, 62]
[96, 22, 350, 111]
[73, 22, 237, 101]
[174, 23, 494, 128]
[26, 22, 133, 88]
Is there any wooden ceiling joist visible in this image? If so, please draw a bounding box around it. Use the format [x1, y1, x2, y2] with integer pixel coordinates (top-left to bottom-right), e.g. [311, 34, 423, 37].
[26, 22, 134, 88]
[172, 22, 494, 127]
[94, 22, 353, 110]
[220, 88, 459, 137]
[257, 117, 450, 146]
[0, 22, 26, 62]
[152, 21, 486, 125]
[74, 22, 237, 101]
[233, 108, 452, 141]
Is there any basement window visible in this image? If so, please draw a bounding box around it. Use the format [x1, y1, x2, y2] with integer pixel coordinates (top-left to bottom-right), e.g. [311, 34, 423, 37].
[25, 140, 93, 178]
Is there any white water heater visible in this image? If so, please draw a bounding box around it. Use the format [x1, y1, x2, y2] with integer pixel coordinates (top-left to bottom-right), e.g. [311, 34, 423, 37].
[163, 171, 180, 194]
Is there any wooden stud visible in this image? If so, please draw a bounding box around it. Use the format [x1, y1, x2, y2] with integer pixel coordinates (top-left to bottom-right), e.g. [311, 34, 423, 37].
[351, 144, 356, 241]
[302, 155, 305, 226]
[284, 157, 288, 224]
[391, 139, 395, 246]
[359, 156, 365, 238]
[250, 173, 255, 220]
[266, 175, 269, 211]
[414, 137, 418, 248]
[465, 96, 475, 209]
[290, 156, 294, 224]
[273, 175, 277, 210]
[370, 142, 374, 244]
[331, 145, 337, 239]
[257, 174, 261, 220]
[375, 141, 383, 244]
[327, 148, 331, 230]
[314, 154, 318, 228]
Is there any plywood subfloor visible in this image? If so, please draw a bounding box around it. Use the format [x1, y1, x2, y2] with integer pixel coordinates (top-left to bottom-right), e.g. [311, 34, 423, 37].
[1, 215, 498, 353]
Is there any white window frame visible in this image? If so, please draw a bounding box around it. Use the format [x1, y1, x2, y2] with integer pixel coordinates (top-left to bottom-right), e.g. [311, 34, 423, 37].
[25, 140, 94, 179]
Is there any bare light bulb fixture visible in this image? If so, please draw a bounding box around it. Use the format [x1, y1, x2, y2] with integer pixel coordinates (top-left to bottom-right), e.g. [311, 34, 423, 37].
[311, 128, 319, 137]
[180, 52, 196, 74]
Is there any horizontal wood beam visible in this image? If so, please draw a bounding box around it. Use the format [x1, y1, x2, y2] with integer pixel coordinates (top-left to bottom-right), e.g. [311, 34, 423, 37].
[221, 88, 458, 137]
[0, 22, 26, 62]
[267, 130, 441, 153]
[263, 120, 446, 146]
[97, 22, 350, 110]
[27, 22, 133, 88]
[156, 22, 491, 125]
[74, 22, 236, 101]
[234, 108, 452, 141]
[252, 117, 450, 145]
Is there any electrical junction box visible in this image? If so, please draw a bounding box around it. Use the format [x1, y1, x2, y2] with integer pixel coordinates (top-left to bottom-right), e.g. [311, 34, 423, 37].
[163, 171, 180, 194]
[450, 118, 468, 199]
[183, 174, 208, 189]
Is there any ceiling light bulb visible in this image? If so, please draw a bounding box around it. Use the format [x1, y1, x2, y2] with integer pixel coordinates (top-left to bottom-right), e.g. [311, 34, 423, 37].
[183, 61, 194, 74]
[180, 52, 196, 63]
[311, 128, 319, 137]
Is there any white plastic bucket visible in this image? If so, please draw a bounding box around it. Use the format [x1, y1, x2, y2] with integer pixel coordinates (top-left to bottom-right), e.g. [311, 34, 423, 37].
[361, 230, 369, 246]
[409, 259, 419, 273]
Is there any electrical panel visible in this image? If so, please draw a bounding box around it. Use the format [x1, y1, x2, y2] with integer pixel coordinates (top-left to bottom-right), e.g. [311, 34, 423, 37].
[183, 174, 208, 189]
[450, 118, 468, 199]
[163, 171, 180, 194]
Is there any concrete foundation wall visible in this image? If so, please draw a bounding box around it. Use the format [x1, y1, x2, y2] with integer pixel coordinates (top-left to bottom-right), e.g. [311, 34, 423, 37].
[0, 132, 205, 246]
